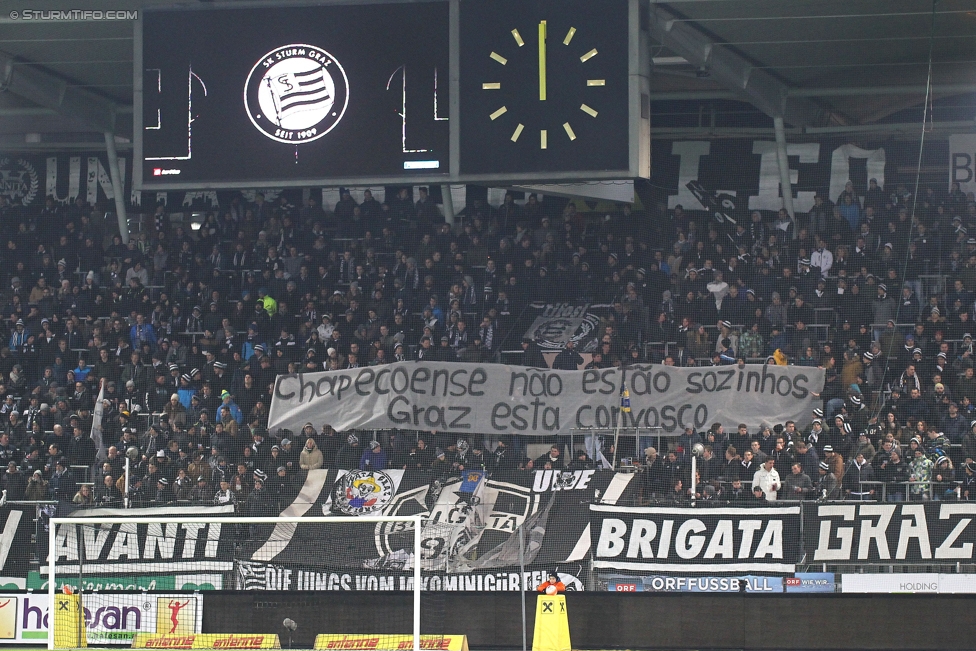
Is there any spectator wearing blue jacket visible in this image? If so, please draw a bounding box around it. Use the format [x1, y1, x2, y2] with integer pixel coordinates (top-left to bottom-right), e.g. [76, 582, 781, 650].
[177, 374, 197, 409]
[838, 193, 862, 231]
[72, 358, 91, 382]
[129, 313, 157, 352]
[219, 390, 243, 424]
[359, 440, 388, 471]
[241, 323, 264, 361]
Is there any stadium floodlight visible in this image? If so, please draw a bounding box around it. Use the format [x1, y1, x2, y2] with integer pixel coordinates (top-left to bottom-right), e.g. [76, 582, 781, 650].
[47, 515, 423, 651]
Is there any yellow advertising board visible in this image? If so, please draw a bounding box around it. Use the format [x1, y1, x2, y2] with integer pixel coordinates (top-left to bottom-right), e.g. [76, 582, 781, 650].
[532, 594, 571, 651]
[313, 635, 469, 651]
[132, 633, 282, 649]
[52, 594, 86, 649]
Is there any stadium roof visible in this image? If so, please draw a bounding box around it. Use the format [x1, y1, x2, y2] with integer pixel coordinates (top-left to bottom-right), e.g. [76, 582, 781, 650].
[1, 0, 975, 148]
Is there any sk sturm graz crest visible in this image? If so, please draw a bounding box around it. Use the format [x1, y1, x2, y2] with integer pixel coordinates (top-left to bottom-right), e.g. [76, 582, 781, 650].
[244, 44, 349, 144]
[333, 470, 395, 515]
[526, 304, 601, 351]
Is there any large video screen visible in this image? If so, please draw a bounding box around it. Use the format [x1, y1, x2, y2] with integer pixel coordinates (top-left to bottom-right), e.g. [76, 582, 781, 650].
[141, 2, 449, 188]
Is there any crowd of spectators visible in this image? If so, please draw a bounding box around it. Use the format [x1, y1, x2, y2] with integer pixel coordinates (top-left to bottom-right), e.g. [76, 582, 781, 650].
[0, 175, 974, 509]
[636, 413, 972, 504]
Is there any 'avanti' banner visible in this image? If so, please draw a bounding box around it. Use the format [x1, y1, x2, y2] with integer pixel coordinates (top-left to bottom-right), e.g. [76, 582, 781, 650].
[268, 362, 823, 436]
[48, 506, 235, 576]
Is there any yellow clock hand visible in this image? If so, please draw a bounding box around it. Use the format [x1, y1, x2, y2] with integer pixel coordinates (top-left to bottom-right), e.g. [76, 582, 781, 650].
[538, 20, 547, 101]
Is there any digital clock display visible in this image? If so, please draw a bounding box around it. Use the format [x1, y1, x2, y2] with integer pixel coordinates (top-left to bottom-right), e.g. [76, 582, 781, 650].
[458, 0, 631, 177]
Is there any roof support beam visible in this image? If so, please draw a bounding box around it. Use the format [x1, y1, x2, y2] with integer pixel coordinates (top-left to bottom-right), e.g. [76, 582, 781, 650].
[774, 116, 797, 237]
[0, 140, 133, 151]
[647, 5, 832, 127]
[0, 106, 132, 116]
[0, 49, 118, 133]
[791, 84, 976, 98]
[648, 120, 976, 138]
[104, 131, 130, 244]
[652, 91, 739, 101]
[654, 84, 976, 102]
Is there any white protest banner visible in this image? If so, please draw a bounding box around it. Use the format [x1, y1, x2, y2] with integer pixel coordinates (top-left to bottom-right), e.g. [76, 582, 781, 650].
[267, 362, 823, 436]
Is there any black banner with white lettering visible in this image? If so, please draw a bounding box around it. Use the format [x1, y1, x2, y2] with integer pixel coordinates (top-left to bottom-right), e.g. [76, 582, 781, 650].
[51, 506, 236, 575]
[590, 504, 801, 574]
[0, 153, 134, 209]
[803, 502, 976, 564]
[0, 506, 36, 587]
[652, 137, 944, 217]
[235, 564, 587, 592]
[235, 469, 638, 590]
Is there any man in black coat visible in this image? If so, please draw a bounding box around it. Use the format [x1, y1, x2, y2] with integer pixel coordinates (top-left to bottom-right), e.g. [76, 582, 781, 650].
[551, 340, 583, 371]
[641, 448, 667, 498]
[533, 445, 564, 470]
[335, 434, 362, 470]
[247, 471, 276, 517]
[66, 427, 97, 468]
[490, 437, 519, 477]
[520, 338, 548, 368]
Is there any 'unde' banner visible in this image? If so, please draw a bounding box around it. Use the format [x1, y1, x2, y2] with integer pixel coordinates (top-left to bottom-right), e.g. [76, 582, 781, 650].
[268, 362, 823, 435]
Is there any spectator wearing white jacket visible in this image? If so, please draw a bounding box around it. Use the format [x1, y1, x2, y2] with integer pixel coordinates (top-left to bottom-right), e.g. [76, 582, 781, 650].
[811, 239, 833, 276]
[706, 271, 730, 311]
[752, 458, 782, 501]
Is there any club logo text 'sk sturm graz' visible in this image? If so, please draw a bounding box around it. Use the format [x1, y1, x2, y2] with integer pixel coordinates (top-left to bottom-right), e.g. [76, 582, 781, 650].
[244, 44, 349, 144]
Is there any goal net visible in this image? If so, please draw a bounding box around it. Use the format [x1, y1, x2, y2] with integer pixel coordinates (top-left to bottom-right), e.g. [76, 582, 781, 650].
[47, 515, 424, 650]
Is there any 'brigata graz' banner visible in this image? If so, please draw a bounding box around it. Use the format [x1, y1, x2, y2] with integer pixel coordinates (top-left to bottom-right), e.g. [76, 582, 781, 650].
[804, 503, 976, 564]
[590, 504, 802, 574]
[268, 362, 823, 435]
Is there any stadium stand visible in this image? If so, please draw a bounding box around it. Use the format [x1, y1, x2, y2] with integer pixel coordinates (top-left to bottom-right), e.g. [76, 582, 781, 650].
[0, 177, 971, 511]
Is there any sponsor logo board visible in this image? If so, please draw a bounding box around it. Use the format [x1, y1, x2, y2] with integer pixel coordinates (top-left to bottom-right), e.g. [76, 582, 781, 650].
[784, 573, 835, 593]
[602, 575, 784, 593]
[313, 635, 468, 651]
[27, 571, 223, 591]
[0, 596, 16, 639]
[603, 573, 834, 593]
[841, 573, 976, 594]
[133, 633, 280, 649]
[0, 593, 202, 645]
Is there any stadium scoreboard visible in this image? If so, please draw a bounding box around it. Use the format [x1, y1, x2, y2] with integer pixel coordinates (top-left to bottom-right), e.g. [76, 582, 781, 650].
[136, 0, 650, 191]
